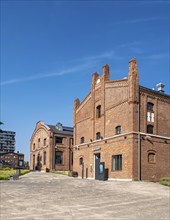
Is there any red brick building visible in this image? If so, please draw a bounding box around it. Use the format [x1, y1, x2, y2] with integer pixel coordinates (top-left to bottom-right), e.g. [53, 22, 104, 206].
[73, 58, 170, 181]
[0, 152, 24, 168]
[30, 121, 73, 171]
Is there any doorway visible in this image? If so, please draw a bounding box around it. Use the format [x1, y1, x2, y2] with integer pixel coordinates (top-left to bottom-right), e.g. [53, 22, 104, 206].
[94, 153, 100, 180]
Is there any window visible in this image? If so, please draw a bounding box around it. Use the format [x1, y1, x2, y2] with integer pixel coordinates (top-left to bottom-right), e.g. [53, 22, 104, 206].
[33, 143, 35, 150]
[147, 125, 154, 134]
[19, 160, 23, 167]
[115, 126, 121, 135]
[112, 155, 122, 171]
[38, 138, 40, 147]
[79, 157, 83, 165]
[44, 151, 46, 165]
[55, 137, 63, 144]
[96, 132, 101, 140]
[147, 102, 154, 111]
[96, 105, 101, 118]
[148, 152, 156, 163]
[43, 138, 46, 146]
[69, 138, 73, 147]
[147, 112, 154, 122]
[80, 137, 84, 144]
[55, 151, 63, 164]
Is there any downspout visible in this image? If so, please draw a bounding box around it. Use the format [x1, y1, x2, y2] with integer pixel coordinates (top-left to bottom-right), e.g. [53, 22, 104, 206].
[53, 135, 55, 170]
[138, 89, 141, 181]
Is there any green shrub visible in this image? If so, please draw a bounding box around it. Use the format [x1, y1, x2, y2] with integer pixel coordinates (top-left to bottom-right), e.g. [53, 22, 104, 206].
[0, 169, 30, 180]
[0, 175, 9, 180]
[1, 167, 11, 170]
[0, 169, 15, 180]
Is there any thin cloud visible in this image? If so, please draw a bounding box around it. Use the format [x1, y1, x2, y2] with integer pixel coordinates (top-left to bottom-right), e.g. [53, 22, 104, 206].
[1, 50, 126, 86]
[0, 62, 96, 86]
[114, 17, 168, 25]
[70, 51, 123, 64]
[143, 53, 169, 60]
[117, 41, 143, 54]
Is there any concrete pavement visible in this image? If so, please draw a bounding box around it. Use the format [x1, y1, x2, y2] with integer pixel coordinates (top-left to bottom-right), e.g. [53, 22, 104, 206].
[0, 172, 169, 220]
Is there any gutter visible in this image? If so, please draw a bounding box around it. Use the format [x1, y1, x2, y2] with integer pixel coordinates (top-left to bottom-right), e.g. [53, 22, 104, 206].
[138, 90, 141, 181]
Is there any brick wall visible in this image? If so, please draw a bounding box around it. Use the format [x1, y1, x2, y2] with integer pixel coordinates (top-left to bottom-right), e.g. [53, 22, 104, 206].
[30, 121, 73, 171]
[73, 58, 170, 181]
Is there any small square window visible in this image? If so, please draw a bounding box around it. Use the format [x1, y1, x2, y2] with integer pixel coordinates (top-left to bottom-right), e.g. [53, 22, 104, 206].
[115, 126, 121, 135]
[55, 137, 63, 144]
[80, 137, 84, 144]
[147, 102, 154, 111]
[96, 132, 101, 140]
[147, 125, 153, 134]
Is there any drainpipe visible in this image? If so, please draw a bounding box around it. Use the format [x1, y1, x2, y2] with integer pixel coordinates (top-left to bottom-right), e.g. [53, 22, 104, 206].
[138, 90, 141, 181]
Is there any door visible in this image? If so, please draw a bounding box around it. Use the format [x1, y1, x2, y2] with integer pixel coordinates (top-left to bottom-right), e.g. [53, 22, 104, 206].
[94, 153, 100, 180]
[33, 155, 35, 170]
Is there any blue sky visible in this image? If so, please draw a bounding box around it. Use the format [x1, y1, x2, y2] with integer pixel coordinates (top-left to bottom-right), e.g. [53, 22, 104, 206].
[1, 0, 169, 162]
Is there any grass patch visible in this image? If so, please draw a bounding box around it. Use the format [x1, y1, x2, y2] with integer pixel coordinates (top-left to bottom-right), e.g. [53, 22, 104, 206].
[159, 177, 170, 187]
[50, 170, 69, 176]
[0, 168, 30, 180]
[50, 170, 78, 177]
[20, 169, 30, 176]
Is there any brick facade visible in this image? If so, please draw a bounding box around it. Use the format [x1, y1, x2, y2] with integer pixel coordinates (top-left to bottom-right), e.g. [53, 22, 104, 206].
[0, 152, 24, 168]
[30, 121, 73, 171]
[73, 58, 170, 181]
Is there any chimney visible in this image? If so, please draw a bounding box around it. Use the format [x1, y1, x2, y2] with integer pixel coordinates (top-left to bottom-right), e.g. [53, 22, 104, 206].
[156, 83, 165, 93]
[102, 64, 110, 81]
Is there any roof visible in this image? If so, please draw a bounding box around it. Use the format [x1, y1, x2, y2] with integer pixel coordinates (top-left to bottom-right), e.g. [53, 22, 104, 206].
[46, 124, 73, 136]
[140, 86, 170, 98]
[0, 152, 24, 156]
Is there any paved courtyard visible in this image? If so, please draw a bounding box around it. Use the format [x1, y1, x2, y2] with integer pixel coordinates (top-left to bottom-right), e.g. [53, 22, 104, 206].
[0, 172, 169, 220]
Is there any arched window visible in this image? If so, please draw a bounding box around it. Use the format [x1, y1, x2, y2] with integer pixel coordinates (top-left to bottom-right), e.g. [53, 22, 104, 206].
[43, 138, 46, 146]
[96, 132, 101, 140]
[147, 125, 154, 134]
[115, 126, 121, 135]
[79, 157, 83, 165]
[147, 102, 154, 111]
[80, 137, 84, 144]
[148, 152, 156, 163]
[55, 151, 63, 164]
[38, 138, 40, 147]
[96, 105, 101, 118]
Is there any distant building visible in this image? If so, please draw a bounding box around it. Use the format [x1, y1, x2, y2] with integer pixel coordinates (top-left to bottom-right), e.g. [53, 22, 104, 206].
[0, 130, 15, 153]
[73, 58, 170, 181]
[30, 121, 73, 171]
[0, 151, 24, 168]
